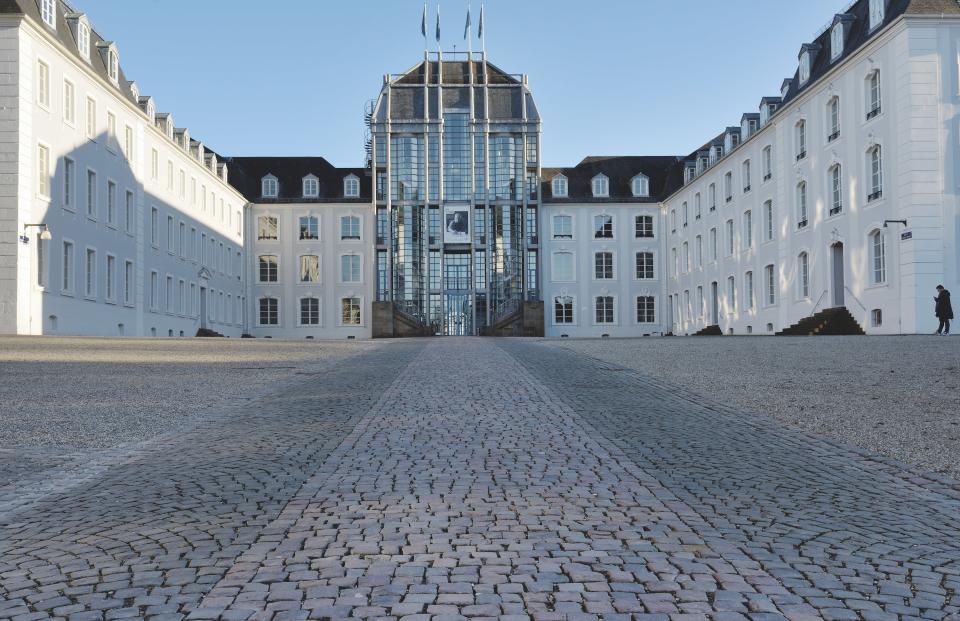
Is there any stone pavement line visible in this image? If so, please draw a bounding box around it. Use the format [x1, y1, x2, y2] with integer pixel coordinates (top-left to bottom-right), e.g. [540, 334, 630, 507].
[206, 338, 802, 621]
[0, 341, 424, 621]
[499, 339, 960, 621]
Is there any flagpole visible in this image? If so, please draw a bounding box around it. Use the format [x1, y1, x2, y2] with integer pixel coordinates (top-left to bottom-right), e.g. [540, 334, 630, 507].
[479, 4, 486, 59]
[422, 3, 427, 55]
[466, 3, 472, 58]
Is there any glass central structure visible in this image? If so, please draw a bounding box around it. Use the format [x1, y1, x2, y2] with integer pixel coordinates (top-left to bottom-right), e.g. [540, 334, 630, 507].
[370, 53, 541, 335]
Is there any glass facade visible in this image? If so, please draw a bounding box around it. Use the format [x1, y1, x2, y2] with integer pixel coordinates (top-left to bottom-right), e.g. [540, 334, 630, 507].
[371, 54, 540, 335]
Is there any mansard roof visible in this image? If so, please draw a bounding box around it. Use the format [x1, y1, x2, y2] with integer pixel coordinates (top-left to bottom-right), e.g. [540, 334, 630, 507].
[542, 156, 682, 203]
[225, 157, 371, 203]
[394, 59, 521, 86]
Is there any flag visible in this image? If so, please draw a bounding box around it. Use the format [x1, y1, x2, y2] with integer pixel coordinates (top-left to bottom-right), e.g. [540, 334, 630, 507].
[478, 5, 484, 39]
[464, 7, 471, 40]
[435, 5, 441, 43]
[421, 4, 426, 38]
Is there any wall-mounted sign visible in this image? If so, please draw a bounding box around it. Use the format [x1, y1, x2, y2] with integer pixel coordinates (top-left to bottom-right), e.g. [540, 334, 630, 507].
[444, 205, 470, 244]
[901, 230, 913, 241]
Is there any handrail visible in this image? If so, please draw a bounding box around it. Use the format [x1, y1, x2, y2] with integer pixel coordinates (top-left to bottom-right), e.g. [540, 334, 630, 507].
[809, 289, 828, 317]
[844, 286, 868, 313]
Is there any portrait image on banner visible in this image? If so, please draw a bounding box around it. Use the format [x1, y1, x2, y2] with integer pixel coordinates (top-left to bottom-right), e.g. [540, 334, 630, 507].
[444, 205, 470, 244]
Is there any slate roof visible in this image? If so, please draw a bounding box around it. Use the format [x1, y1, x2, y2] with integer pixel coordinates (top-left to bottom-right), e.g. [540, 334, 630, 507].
[224, 157, 371, 204]
[542, 156, 683, 203]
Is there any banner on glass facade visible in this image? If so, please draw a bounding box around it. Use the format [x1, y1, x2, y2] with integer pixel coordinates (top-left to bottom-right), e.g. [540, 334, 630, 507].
[444, 205, 470, 244]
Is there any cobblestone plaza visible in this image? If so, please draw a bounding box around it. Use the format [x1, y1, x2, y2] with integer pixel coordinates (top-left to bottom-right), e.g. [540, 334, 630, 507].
[1, 336, 959, 621]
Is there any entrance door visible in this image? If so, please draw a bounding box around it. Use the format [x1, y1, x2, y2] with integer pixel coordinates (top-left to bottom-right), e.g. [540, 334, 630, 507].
[443, 293, 472, 336]
[200, 287, 208, 329]
[831, 242, 845, 307]
[710, 281, 719, 325]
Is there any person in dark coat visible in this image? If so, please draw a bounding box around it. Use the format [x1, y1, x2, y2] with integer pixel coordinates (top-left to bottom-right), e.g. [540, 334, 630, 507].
[935, 285, 953, 335]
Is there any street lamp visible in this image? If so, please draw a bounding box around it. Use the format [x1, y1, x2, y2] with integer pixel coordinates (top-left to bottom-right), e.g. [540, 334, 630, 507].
[19, 223, 52, 244]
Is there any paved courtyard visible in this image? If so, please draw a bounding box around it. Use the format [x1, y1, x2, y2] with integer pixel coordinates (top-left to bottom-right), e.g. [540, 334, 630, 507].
[1, 337, 959, 621]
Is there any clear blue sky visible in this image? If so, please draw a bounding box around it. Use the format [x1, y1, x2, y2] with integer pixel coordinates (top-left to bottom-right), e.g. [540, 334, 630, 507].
[83, 0, 842, 167]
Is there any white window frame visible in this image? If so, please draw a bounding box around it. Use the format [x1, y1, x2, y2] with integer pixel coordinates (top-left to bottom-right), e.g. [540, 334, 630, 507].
[106, 179, 117, 228]
[831, 23, 844, 61]
[258, 215, 279, 241]
[799, 51, 810, 84]
[764, 264, 777, 307]
[61, 239, 75, 295]
[344, 175, 360, 198]
[868, 146, 883, 202]
[551, 251, 575, 283]
[105, 254, 117, 303]
[635, 296, 656, 324]
[635, 214, 654, 238]
[299, 254, 321, 284]
[591, 174, 609, 198]
[77, 21, 90, 60]
[552, 214, 573, 239]
[551, 174, 568, 198]
[866, 71, 882, 119]
[40, 0, 55, 28]
[303, 175, 319, 198]
[829, 164, 843, 215]
[340, 215, 362, 241]
[553, 295, 575, 326]
[123, 260, 134, 307]
[85, 168, 97, 220]
[37, 143, 50, 198]
[743, 210, 753, 249]
[62, 157, 75, 211]
[635, 251, 655, 280]
[763, 200, 774, 242]
[62, 78, 75, 125]
[798, 252, 810, 299]
[298, 296, 322, 327]
[340, 297, 363, 326]
[869, 229, 887, 285]
[869, 0, 885, 30]
[631, 175, 649, 197]
[299, 214, 320, 241]
[797, 182, 808, 228]
[258, 254, 279, 283]
[828, 97, 841, 141]
[795, 120, 806, 160]
[261, 175, 278, 198]
[257, 296, 280, 327]
[593, 295, 616, 325]
[36, 58, 50, 108]
[340, 253, 363, 284]
[84, 246, 97, 299]
[593, 251, 615, 281]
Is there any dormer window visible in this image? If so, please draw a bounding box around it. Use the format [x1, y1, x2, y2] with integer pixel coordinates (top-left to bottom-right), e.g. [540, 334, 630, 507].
[146, 101, 155, 122]
[261, 175, 278, 198]
[303, 175, 319, 198]
[77, 21, 90, 60]
[592, 175, 609, 198]
[107, 50, 119, 84]
[41, 0, 55, 28]
[799, 51, 810, 84]
[129, 83, 139, 101]
[831, 24, 844, 60]
[631, 175, 649, 198]
[869, 0, 884, 30]
[344, 175, 360, 197]
[552, 174, 568, 198]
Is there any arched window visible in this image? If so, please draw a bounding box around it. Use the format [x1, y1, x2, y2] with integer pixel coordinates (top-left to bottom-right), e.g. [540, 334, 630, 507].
[631, 175, 649, 197]
[798, 252, 810, 298]
[796, 182, 808, 227]
[829, 165, 843, 215]
[107, 50, 119, 83]
[299, 215, 319, 240]
[257, 215, 278, 240]
[869, 230, 886, 284]
[343, 175, 360, 197]
[762, 146, 772, 181]
[258, 297, 279, 326]
[795, 121, 806, 160]
[868, 146, 883, 201]
[831, 23, 844, 60]
[592, 175, 609, 197]
[727, 276, 737, 312]
[303, 175, 319, 198]
[554, 296, 574, 324]
[261, 175, 278, 198]
[300, 297, 320, 326]
[828, 97, 841, 141]
[866, 71, 881, 119]
[869, 0, 885, 29]
[552, 174, 568, 197]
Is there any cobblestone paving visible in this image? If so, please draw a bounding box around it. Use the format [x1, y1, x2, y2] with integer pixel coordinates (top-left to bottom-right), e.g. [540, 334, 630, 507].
[3, 338, 960, 621]
[0, 341, 424, 621]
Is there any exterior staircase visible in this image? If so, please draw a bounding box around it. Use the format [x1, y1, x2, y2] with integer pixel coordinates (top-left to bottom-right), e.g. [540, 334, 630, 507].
[196, 328, 224, 337]
[776, 306, 865, 336]
[692, 325, 723, 336]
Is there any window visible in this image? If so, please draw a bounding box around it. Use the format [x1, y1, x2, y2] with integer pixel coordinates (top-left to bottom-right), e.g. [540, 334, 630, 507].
[299, 215, 319, 240]
[682, 242, 689, 272]
[795, 121, 806, 161]
[764, 264, 776, 305]
[828, 97, 840, 141]
[261, 175, 278, 197]
[868, 146, 883, 201]
[107, 50, 118, 83]
[178, 170, 185, 198]
[125, 191, 134, 234]
[595, 296, 614, 324]
[870, 230, 886, 284]
[123, 261, 133, 306]
[552, 175, 568, 198]
[84, 248, 96, 298]
[105, 255, 116, 302]
[166, 216, 174, 252]
[106, 181, 116, 226]
[799, 51, 810, 84]
[341, 297, 361, 325]
[867, 71, 881, 119]
[727, 276, 736, 312]
[594, 252, 614, 279]
[35, 232, 47, 287]
[694, 194, 701, 220]
[63, 79, 75, 124]
[797, 252, 810, 298]
[553, 296, 574, 325]
[632, 175, 649, 197]
[258, 255, 278, 282]
[166, 161, 173, 191]
[725, 220, 735, 256]
[682, 202, 688, 227]
[553, 215, 573, 239]
[670, 210, 676, 233]
[709, 184, 716, 210]
[61, 241, 74, 293]
[258, 216, 278, 240]
[745, 271, 754, 310]
[872, 308, 883, 327]
[178, 222, 185, 257]
[86, 97, 96, 140]
[300, 255, 320, 283]
[37, 144, 50, 197]
[763, 201, 774, 241]
[150, 207, 158, 246]
[37, 59, 49, 107]
[635, 252, 654, 280]
[344, 175, 360, 197]
[709, 228, 718, 262]
[341, 254, 361, 283]
[303, 176, 319, 198]
[743, 210, 753, 249]
[40, 0, 55, 27]
[150, 149, 158, 180]
[829, 165, 843, 215]
[724, 172, 732, 202]
[63, 157, 74, 210]
[77, 22, 89, 60]
[299, 298, 320, 326]
[149, 271, 158, 310]
[636, 296, 655, 323]
[259, 298, 279, 326]
[742, 160, 751, 192]
[341, 215, 361, 240]
[869, 0, 884, 29]
[635, 215, 653, 238]
[86, 170, 96, 218]
[552, 252, 574, 282]
[591, 175, 608, 197]
[593, 215, 613, 239]
[797, 182, 808, 228]
[762, 147, 772, 181]
[124, 126, 134, 162]
[831, 24, 844, 61]
[106, 112, 117, 152]
[695, 235, 703, 267]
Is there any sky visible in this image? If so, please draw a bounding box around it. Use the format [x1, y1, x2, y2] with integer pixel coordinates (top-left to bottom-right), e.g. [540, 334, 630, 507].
[81, 0, 844, 167]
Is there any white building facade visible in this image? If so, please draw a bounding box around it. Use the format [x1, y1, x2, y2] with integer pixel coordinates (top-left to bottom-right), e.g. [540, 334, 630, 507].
[663, 0, 960, 336]
[0, 0, 246, 337]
